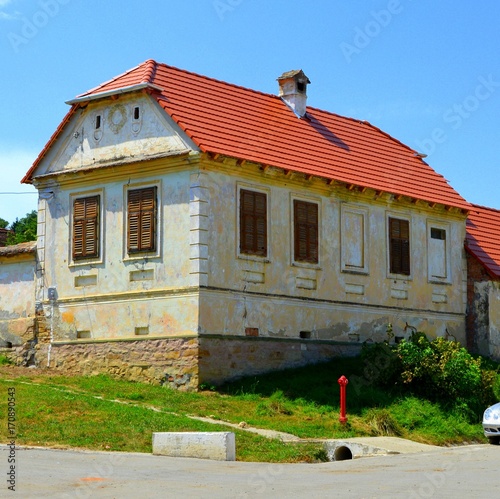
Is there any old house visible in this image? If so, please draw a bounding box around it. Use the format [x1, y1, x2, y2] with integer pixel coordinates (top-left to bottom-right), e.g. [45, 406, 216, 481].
[18, 60, 471, 388]
[465, 204, 500, 358]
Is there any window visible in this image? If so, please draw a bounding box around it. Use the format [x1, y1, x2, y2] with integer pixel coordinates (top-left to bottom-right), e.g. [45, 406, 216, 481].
[428, 224, 449, 281]
[240, 189, 267, 257]
[73, 195, 100, 260]
[389, 217, 410, 275]
[431, 228, 446, 240]
[341, 205, 369, 274]
[127, 187, 157, 253]
[294, 200, 318, 264]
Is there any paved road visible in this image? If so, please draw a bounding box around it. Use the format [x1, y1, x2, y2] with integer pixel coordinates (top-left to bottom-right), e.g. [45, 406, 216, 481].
[1, 444, 496, 498]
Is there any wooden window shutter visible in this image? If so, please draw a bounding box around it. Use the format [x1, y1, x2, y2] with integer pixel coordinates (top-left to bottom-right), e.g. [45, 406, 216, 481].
[240, 189, 267, 257]
[73, 195, 99, 259]
[389, 218, 410, 275]
[127, 187, 157, 253]
[294, 200, 318, 263]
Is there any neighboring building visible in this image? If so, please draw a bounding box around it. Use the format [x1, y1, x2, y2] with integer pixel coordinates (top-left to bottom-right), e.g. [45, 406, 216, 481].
[0, 242, 37, 359]
[465, 204, 500, 358]
[19, 60, 471, 388]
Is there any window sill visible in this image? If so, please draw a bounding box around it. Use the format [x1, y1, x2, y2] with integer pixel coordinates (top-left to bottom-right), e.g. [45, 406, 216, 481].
[428, 278, 452, 285]
[69, 258, 103, 268]
[387, 273, 413, 282]
[237, 254, 270, 264]
[292, 261, 322, 270]
[123, 252, 161, 262]
[341, 267, 369, 276]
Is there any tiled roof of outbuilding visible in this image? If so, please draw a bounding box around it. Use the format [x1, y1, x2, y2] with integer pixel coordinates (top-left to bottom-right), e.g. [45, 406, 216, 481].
[23, 60, 470, 211]
[0, 240, 36, 257]
[466, 204, 500, 279]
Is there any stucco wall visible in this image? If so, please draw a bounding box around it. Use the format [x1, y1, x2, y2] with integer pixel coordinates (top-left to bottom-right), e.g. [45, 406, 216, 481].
[465, 252, 500, 358]
[200, 160, 467, 343]
[0, 246, 36, 348]
[35, 157, 198, 341]
[490, 283, 500, 359]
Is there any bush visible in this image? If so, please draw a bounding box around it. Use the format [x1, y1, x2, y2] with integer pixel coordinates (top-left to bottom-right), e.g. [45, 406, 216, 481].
[361, 332, 499, 420]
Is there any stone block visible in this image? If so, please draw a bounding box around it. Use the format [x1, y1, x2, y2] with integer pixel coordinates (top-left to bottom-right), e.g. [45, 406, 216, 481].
[152, 432, 235, 461]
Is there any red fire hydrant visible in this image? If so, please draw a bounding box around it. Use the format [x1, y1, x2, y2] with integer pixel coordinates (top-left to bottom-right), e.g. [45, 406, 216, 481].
[338, 375, 349, 424]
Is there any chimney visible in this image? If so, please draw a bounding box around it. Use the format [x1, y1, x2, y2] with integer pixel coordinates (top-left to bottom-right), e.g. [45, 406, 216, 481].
[277, 69, 311, 118]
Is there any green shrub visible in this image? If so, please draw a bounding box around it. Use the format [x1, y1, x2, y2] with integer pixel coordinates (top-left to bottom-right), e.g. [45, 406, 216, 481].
[361, 332, 499, 420]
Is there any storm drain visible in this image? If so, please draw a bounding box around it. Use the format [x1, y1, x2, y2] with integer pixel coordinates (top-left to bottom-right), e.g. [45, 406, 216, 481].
[333, 445, 353, 461]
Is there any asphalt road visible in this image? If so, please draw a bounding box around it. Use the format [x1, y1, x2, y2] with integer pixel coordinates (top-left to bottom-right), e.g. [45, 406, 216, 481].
[1, 444, 496, 498]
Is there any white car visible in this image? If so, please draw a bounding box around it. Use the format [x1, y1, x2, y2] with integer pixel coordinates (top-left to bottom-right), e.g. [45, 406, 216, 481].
[483, 402, 500, 444]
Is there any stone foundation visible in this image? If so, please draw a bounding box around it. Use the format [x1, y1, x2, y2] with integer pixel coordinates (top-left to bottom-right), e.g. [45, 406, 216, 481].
[198, 335, 361, 386]
[34, 337, 200, 390]
[2, 331, 362, 390]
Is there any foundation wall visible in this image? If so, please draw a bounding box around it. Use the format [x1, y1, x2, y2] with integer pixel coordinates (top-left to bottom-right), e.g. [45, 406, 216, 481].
[26, 337, 200, 390]
[198, 335, 361, 386]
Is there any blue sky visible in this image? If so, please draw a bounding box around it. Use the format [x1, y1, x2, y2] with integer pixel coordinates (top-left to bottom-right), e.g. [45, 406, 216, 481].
[1, 0, 499, 224]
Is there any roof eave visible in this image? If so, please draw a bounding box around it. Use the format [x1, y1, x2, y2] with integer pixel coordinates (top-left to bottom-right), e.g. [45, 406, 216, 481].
[66, 83, 164, 105]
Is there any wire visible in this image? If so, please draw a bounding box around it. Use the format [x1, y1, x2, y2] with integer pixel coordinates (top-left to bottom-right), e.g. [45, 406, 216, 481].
[0, 192, 37, 195]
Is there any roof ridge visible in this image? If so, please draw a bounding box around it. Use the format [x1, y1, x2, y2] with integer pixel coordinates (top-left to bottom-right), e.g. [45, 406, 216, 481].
[471, 203, 500, 213]
[141, 59, 157, 84]
[154, 61, 284, 102]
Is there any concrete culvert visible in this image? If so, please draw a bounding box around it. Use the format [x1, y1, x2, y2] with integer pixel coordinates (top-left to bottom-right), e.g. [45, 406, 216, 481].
[334, 445, 353, 461]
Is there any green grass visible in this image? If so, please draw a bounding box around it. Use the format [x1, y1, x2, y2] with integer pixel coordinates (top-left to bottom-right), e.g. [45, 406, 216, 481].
[0, 355, 489, 462]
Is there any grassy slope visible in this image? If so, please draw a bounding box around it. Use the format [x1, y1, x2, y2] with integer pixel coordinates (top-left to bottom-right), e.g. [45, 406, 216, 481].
[0, 356, 487, 462]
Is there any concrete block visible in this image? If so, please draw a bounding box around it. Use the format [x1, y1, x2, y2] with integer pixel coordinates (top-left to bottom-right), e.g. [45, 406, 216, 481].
[152, 432, 235, 461]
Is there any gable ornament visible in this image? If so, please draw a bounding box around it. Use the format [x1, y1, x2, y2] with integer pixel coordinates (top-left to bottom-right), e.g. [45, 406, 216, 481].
[107, 104, 128, 134]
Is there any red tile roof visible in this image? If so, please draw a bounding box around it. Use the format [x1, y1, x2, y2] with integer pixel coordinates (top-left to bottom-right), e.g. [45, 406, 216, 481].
[466, 204, 500, 279]
[23, 60, 470, 211]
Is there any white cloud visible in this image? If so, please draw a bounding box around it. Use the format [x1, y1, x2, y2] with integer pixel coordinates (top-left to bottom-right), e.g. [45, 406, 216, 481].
[0, 0, 19, 21]
[0, 149, 38, 225]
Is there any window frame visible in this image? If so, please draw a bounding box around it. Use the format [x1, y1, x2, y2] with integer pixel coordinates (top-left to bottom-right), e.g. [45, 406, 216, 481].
[292, 197, 320, 266]
[427, 220, 451, 284]
[387, 215, 411, 278]
[125, 184, 160, 258]
[340, 204, 369, 274]
[236, 184, 270, 262]
[71, 193, 102, 264]
[239, 188, 268, 258]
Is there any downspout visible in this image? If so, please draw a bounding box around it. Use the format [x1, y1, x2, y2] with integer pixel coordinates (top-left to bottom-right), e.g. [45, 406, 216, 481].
[47, 287, 57, 367]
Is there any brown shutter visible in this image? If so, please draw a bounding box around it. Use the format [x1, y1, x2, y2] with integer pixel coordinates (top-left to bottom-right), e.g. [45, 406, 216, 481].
[240, 189, 267, 256]
[127, 187, 156, 253]
[390, 218, 410, 275]
[73, 196, 99, 259]
[294, 200, 318, 263]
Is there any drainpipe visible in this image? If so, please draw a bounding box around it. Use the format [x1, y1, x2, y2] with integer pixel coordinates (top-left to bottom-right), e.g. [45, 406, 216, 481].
[47, 287, 57, 367]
